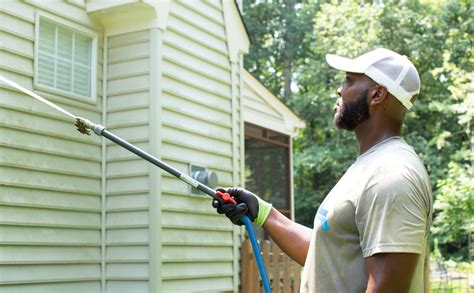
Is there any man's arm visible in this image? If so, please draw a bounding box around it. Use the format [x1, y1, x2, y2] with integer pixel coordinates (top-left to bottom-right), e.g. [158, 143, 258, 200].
[214, 188, 312, 265]
[365, 253, 419, 293]
[262, 208, 312, 266]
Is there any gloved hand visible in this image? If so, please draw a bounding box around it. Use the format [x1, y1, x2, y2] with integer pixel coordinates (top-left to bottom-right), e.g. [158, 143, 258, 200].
[212, 187, 272, 226]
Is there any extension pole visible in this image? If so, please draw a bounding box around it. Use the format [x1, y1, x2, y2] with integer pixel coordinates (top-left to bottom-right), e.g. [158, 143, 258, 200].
[85, 121, 272, 293]
[0, 74, 271, 292]
[93, 123, 219, 199]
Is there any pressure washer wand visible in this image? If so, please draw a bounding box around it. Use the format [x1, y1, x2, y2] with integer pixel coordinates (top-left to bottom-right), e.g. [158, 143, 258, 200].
[78, 118, 272, 293]
[0, 74, 271, 292]
[79, 119, 220, 199]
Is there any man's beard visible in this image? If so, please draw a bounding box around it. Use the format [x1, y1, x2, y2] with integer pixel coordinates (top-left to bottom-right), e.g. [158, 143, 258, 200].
[333, 90, 370, 131]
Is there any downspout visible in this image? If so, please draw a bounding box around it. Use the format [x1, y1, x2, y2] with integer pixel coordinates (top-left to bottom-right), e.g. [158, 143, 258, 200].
[239, 53, 245, 218]
[149, 27, 163, 293]
[290, 138, 295, 221]
[238, 52, 245, 292]
[101, 34, 108, 293]
[230, 58, 240, 293]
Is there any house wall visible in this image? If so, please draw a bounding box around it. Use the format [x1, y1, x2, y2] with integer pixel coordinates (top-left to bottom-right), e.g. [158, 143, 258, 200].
[243, 77, 287, 135]
[0, 0, 104, 291]
[1, 1, 245, 292]
[159, 1, 240, 291]
[104, 29, 152, 292]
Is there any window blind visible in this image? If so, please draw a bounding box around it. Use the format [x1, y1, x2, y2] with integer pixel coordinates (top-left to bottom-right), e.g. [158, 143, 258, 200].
[37, 18, 92, 98]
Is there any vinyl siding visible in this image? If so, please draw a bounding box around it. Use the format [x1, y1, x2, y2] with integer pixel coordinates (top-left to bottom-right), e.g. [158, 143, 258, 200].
[244, 82, 284, 121]
[0, 1, 103, 292]
[160, 1, 237, 291]
[1, 1, 249, 292]
[105, 30, 150, 292]
[243, 77, 286, 133]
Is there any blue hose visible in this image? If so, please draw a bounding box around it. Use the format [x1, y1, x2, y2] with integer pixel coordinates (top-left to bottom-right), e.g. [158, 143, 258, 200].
[241, 215, 272, 293]
[91, 126, 272, 292]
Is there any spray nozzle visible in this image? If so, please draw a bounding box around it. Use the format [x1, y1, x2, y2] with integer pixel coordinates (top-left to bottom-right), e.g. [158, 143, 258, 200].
[75, 117, 93, 135]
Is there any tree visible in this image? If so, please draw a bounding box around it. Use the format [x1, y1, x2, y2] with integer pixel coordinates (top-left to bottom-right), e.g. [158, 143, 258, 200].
[432, 162, 474, 259]
[243, 0, 318, 100]
[291, 0, 384, 226]
[242, 0, 473, 260]
[426, 0, 473, 259]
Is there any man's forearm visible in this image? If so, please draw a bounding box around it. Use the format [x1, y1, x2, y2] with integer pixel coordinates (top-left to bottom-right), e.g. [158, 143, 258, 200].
[262, 208, 312, 265]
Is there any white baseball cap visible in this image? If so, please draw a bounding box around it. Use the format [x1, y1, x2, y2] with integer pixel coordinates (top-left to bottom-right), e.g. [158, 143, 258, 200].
[326, 48, 420, 109]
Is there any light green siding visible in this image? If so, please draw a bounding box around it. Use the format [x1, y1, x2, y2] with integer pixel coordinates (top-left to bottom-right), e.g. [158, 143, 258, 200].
[160, 1, 239, 292]
[1, 1, 249, 292]
[244, 82, 285, 127]
[105, 30, 151, 292]
[0, 1, 103, 292]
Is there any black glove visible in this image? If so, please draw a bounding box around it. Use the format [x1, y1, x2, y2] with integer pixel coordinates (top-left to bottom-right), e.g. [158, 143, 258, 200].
[212, 187, 260, 225]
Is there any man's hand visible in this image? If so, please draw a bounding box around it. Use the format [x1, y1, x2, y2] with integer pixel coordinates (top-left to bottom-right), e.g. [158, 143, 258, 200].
[212, 187, 272, 226]
[213, 188, 312, 265]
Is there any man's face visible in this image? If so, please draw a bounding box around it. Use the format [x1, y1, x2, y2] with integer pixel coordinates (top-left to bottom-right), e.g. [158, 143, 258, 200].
[333, 73, 372, 131]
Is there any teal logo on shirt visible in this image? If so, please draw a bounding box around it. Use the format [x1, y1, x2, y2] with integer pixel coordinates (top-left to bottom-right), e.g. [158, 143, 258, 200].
[316, 208, 330, 231]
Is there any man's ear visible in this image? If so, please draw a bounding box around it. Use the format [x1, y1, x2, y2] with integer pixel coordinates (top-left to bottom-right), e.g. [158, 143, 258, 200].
[368, 85, 388, 106]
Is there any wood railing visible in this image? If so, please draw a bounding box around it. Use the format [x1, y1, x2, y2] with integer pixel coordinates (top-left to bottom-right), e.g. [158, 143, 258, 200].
[241, 237, 302, 292]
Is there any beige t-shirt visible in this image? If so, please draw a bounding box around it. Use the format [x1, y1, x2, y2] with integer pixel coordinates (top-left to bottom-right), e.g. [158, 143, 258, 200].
[300, 137, 432, 293]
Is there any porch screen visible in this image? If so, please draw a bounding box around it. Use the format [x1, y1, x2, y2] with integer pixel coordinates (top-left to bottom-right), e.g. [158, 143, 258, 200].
[244, 123, 291, 218]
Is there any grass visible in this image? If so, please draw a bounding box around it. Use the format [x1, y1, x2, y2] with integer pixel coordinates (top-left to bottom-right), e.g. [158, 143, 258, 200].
[429, 260, 473, 293]
[430, 278, 471, 293]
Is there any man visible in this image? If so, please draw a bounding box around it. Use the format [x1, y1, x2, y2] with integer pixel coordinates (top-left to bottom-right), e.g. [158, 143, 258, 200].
[214, 48, 433, 292]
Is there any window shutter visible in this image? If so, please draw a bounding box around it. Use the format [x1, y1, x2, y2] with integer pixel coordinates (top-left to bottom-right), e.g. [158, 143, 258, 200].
[56, 26, 73, 92]
[73, 34, 92, 97]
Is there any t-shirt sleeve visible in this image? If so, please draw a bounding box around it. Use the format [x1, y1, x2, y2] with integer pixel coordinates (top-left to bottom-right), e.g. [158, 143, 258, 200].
[355, 165, 429, 258]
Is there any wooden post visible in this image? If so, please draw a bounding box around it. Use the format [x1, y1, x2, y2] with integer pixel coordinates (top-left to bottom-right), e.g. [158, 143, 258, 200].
[241, 238, 250, 292]
[273, 244, 281, 292]
[252, 240, 259, 293]
[261, 240, 270, 293]
[241, 237, 302, 292]
[293, 260, 301, 292]
[283, 251, 290, 293]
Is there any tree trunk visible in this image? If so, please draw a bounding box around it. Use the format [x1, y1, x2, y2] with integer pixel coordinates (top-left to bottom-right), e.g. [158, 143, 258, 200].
[283, 0, 295, 101]
[284, 51, 293, 100]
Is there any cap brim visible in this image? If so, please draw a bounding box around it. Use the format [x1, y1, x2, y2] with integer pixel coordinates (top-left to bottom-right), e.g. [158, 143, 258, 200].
[326, 54, 364, 73]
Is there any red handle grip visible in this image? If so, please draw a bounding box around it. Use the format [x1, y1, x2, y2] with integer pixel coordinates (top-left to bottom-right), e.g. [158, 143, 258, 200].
[216, 191, 237, 204]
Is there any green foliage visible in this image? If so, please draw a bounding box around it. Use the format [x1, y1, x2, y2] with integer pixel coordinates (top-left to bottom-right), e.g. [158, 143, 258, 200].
[243, 0, 318, 99]
[292, 0, 385, 227]
[242, 0, 473, 259]
[431, 162, 473, 258]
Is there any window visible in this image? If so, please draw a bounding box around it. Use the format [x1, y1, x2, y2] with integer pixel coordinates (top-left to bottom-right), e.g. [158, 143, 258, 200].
[245, 123, 291, 219]
[35, 15, 97, 99]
